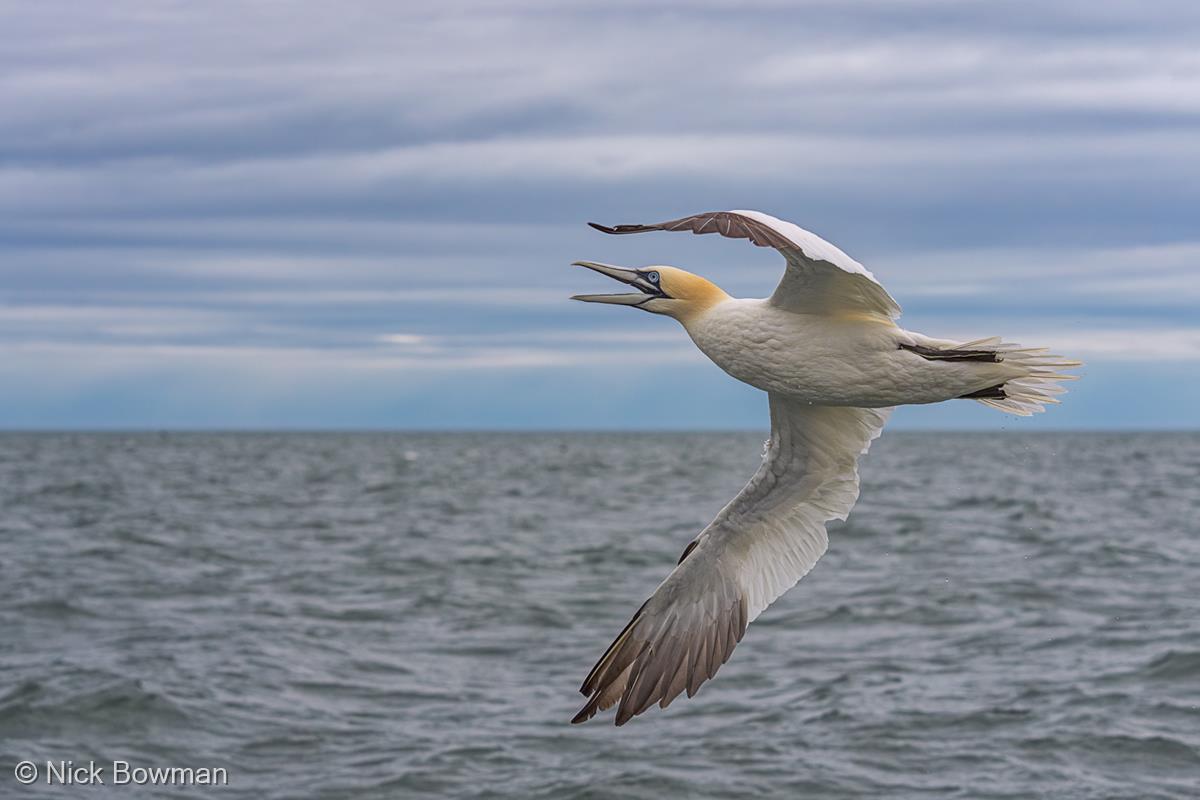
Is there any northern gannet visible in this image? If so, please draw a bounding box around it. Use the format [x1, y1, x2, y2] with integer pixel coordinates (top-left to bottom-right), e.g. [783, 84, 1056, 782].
[568, 210, 1080, 726]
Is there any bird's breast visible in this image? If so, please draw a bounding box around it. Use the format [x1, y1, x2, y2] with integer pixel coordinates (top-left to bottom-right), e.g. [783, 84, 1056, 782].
[685, 299, 903, 405]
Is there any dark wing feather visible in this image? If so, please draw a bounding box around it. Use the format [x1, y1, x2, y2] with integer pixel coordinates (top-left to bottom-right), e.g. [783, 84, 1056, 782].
[571, 575, 747, 726]
[588, 212, 793, 249]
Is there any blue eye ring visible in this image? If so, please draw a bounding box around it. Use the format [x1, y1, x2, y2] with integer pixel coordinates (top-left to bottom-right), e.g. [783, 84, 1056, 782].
[646, 271, 660, 284]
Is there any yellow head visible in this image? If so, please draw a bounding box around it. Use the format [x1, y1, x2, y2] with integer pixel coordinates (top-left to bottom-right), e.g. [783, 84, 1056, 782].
[571, 262, 728, 323]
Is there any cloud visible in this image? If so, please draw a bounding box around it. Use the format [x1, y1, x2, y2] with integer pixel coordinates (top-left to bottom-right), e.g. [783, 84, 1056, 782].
[2, 0, 1199, 427]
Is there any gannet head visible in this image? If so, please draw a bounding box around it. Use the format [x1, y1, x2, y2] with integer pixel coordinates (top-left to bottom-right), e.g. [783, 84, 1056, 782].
[570, 262, 728, 322]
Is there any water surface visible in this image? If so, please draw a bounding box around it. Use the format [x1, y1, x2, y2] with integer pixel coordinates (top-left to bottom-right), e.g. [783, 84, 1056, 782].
[1, 432, 1198, 798]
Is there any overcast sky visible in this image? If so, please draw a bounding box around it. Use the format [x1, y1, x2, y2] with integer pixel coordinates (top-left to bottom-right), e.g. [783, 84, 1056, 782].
[2, 0, 1198, 429]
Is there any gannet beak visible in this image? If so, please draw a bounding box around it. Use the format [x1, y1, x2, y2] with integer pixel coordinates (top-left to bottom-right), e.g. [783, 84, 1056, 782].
[570, 261, 661, 305]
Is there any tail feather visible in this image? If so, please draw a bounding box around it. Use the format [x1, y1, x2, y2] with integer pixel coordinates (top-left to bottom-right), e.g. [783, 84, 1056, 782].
[961, 340, 1081, 416]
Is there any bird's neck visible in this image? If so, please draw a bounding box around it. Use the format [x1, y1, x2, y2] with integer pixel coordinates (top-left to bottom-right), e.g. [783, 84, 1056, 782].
[671, 276, 730, 325]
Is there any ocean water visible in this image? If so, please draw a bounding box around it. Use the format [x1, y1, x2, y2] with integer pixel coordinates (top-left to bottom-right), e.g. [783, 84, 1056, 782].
[1, 432, 1198, 799]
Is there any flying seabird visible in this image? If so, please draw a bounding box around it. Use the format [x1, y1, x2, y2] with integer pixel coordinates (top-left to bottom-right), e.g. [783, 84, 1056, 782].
[569, 209, 1080, 725]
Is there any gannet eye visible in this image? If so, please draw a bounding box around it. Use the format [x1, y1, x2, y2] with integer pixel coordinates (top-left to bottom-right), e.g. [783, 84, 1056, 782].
[646, 271, 660, 284]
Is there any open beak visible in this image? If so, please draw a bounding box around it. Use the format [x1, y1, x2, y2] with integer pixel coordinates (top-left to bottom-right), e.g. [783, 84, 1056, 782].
[570, 261, 661, 305]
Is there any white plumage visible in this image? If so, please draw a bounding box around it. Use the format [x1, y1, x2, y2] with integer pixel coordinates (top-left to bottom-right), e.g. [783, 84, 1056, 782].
[569, 210, 1080, 725]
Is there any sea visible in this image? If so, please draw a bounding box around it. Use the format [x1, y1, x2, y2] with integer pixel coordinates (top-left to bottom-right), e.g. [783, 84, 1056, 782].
[1, 432, 1197, 799]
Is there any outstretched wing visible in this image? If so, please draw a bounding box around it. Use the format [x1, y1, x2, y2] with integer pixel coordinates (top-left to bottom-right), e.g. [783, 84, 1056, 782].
[589, 209, 902, 320]
[573, 397, 891, 725]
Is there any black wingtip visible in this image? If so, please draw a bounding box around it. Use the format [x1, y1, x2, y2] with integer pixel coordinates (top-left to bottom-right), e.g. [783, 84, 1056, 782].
[571, 701, 598, 724]
[588, 221, 660, 235]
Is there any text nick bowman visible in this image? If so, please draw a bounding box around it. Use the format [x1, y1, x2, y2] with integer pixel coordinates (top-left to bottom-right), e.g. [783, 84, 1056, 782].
[42, 760, 228, 786]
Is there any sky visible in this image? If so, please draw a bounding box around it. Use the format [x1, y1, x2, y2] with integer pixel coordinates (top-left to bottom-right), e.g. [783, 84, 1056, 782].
[1, 0, 1198, 430]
